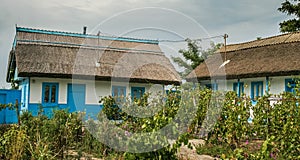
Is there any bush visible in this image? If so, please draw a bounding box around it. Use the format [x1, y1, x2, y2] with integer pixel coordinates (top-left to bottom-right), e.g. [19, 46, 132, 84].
[0, 87, 299, 159]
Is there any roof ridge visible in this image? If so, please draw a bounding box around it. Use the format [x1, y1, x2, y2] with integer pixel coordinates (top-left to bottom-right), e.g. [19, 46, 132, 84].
[228, 31, 300, 47]
[218, 31, 300, 52]
[16, 27, 159, 44]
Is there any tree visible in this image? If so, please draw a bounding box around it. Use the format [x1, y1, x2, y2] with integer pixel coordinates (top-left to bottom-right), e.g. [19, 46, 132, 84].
[171, 39, 222, 78]
[278, 0, 300, 32]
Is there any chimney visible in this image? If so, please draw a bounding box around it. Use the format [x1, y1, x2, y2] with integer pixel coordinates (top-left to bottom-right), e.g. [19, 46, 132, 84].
[83, 26, 87, 35]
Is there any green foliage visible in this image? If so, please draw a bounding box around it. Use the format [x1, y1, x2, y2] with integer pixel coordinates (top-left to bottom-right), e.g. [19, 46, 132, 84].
[196, 83, 300, 159]
[0, 109, 88, 159]
[205, 91, 252, 148]
[172, 40, 222, 78]
[278, 0, 300, 32]
[0, 86, 299, 159]
[96, 89, 199, 159]
[0, 125, 27, 160]
[251, 91, 300, 159]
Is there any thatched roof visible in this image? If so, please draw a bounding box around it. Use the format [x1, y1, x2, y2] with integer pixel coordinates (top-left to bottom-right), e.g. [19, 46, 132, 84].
[7, 27, 181, 85]
[186, 31, 300, 81]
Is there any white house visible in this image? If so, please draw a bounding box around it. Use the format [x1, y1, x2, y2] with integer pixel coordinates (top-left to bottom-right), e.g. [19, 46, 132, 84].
[6, 27, 181, 118]
[186, 31, 300, 100]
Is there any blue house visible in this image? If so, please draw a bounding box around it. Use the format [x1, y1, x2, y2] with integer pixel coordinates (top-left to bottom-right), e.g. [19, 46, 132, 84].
[6, 27, 180, 118]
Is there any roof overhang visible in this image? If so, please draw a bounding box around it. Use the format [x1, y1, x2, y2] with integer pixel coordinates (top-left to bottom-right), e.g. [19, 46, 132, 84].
[18, 72, 181, 85]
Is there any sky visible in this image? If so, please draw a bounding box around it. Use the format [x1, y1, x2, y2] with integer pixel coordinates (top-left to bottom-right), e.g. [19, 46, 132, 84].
[0, 0, 289, 88]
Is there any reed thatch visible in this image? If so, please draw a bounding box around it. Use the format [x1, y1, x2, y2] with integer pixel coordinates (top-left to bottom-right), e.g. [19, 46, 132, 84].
[187, 31, 300, 81]
[7, 27, 181, 85]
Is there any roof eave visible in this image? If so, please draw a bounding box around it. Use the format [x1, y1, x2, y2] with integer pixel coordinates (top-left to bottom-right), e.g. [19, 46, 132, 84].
[187, 71, 300, 81]
[6, 50, 16, 83]
[18, 72, 181, 85]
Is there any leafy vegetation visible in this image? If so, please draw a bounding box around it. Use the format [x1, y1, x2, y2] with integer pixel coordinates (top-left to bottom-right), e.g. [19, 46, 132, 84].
[0, 87, 299, 159]
[171, 39, 222, 78]
[196, 89, 300, 159]
[278, 0, 300, 32]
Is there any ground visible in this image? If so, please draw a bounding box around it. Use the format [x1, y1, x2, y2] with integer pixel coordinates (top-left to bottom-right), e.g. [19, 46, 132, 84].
[177, 139, 216, 160]
[67, 139, 217, 160]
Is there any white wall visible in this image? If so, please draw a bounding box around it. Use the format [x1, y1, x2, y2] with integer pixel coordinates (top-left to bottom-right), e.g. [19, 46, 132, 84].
[29, 77, 164, 105]
[268, 76, 286, 95]
[200, 76, 297, 96]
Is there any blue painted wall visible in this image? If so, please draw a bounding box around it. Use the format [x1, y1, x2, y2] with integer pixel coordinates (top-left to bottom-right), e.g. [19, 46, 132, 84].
[0, 89, 21, 124]
[27, 103, 103, 120]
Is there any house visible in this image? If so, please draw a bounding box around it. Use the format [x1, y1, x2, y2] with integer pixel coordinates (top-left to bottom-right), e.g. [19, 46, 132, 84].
[6, 27, 181, 118]
[186, 31, 300, 100]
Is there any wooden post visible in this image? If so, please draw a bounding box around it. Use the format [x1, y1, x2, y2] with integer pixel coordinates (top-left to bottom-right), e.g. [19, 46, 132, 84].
[15, 99, 20, 125]
[237, 79, 241, 97]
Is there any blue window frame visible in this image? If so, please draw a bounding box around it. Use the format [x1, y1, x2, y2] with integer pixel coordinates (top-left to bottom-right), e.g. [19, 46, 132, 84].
[112, 86, 126, 102]
[42, 83, 59, 106]
[205, 83, 218, 90]
[251, 81, 263, 100]
[131, 87, 145, 100]
[233, 82, 244, 96]
[285, 79, 298, 94]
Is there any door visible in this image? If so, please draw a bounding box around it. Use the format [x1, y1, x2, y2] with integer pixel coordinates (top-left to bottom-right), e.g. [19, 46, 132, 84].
[67, 84, 86, 112]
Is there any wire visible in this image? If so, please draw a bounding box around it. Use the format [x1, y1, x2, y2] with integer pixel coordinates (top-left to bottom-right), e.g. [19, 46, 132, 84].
[96, 31, 225, 43]
[159, 35, 224, 43]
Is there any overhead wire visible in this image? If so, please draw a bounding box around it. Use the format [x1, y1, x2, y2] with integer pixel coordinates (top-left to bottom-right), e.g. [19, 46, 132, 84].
[95, 31, 225, 43]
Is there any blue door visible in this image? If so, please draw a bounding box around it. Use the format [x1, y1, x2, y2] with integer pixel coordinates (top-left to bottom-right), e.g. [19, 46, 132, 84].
[67, 84, 86, 112]
[0, 94, 6, 124]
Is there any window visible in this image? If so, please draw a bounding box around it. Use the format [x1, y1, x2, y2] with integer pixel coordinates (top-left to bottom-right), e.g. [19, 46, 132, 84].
[205, 83, 218, 90]
[42, 83, 59, 106]
[233, 82, 244, 96]
[112, 86, 126, 103]
[131, 87, 145, 100]
[285, 79, 298, 94]
[251, 81, 263, 100]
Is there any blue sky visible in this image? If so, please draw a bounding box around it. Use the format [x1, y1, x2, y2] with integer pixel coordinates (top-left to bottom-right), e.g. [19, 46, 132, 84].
[0, 0, 288, 88]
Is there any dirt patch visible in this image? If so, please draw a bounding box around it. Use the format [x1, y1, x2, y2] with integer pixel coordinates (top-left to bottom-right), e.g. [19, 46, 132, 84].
[177, 139, 217, 160]
[67, 139, 217, 160]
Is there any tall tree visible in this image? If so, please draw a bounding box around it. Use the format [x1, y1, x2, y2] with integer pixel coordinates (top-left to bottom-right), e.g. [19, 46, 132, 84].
[171, 39, 222, 78]
[278, 0, 300, 32]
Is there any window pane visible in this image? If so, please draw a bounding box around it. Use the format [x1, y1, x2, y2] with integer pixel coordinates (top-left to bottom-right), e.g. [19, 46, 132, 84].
[51, 85, 56, 103]
[113, 88, 118, 97]
[44, 85, 50, 103]
[287, 80, 296, 93]
[205, 84, 212, 89]
[240, 84, 244, 94]
[133, 89, 137, 99]
[120, 88, 125, 97]
[253, 85, 257, 98]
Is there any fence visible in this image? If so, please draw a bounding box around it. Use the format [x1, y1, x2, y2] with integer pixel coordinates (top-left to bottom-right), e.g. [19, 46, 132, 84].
[0, 89, 21, 124]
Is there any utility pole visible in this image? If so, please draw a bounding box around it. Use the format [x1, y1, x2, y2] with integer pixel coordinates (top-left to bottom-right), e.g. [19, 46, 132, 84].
[224, 34, 228, 61]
